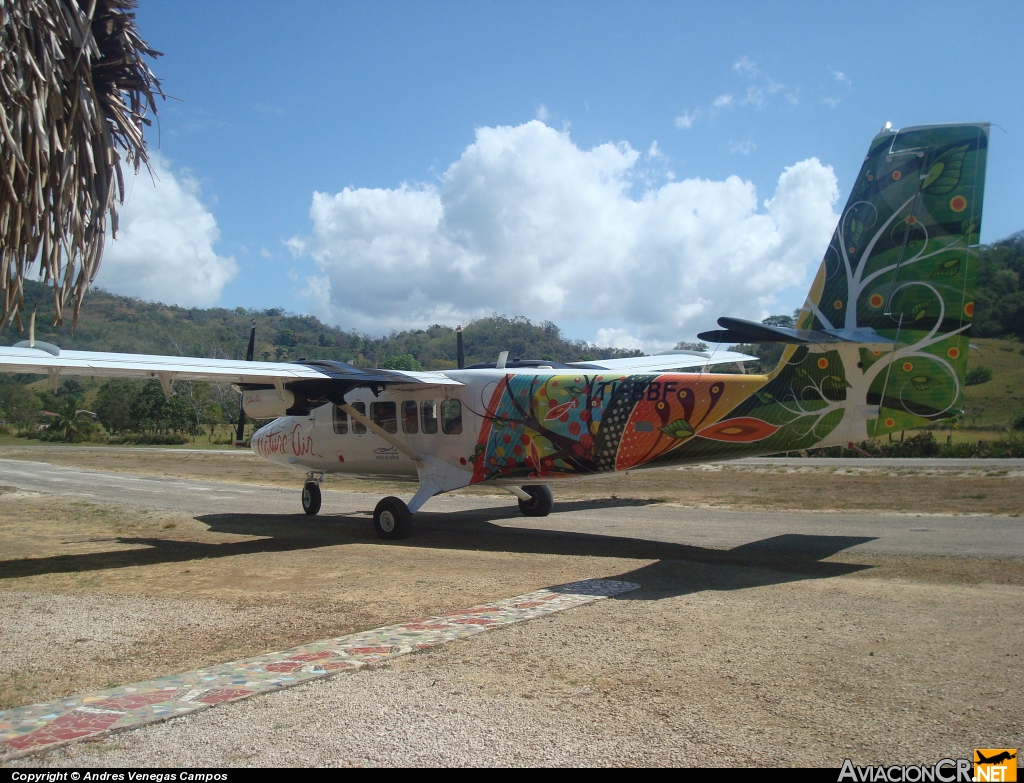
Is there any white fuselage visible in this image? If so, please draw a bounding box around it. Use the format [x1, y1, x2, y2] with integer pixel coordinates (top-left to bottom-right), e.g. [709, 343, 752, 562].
[251, 384, 481, 480]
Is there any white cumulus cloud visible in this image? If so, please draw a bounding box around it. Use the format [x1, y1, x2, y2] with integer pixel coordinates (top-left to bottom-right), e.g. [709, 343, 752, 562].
[294, 121, 839, 348]
[595, 327, 644, 351]
[674, 110, 698, 129]
[93, 156, 237, 307]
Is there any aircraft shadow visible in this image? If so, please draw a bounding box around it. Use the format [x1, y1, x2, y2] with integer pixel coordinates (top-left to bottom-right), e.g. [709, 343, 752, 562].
[0, 502, 877, 598]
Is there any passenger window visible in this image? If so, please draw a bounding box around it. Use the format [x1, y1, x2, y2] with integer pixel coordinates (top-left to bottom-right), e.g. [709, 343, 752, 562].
[370, 401, 398, 434]
[332, 405, 348, 435]
[402, 401, 418, 434]
[441, 399, 462, 435]
[422, 400, 438, 434]
[351, 401, 367, 434]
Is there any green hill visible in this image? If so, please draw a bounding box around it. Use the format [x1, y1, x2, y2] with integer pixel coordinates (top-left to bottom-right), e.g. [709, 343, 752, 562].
[958, 337, 1024, 429]
[1, 280, 638, 369]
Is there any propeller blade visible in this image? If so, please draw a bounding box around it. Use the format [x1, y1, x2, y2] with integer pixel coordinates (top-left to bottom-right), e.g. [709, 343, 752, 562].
[235, 320, 257, 447]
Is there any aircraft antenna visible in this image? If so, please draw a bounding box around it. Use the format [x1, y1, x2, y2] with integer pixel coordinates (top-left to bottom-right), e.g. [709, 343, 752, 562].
[235, 319, 257, 448]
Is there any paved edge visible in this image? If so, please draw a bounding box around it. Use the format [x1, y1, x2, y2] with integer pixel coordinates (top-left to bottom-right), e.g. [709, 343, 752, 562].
[0, 578, 640, 761]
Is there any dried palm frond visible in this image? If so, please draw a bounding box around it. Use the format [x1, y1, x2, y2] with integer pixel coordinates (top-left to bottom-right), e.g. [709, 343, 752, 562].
[0, 0, 162, 330]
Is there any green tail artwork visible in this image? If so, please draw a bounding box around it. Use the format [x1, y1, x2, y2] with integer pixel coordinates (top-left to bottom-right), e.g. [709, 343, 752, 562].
[793, 122, 989, 441]
[689, 122, 990, 458]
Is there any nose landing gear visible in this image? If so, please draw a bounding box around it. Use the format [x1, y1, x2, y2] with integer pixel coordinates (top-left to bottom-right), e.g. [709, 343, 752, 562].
[301, 471, 324, 516]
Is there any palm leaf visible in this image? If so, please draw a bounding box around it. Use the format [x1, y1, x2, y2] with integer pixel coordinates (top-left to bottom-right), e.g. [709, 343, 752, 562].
[1, 0, 163, 330]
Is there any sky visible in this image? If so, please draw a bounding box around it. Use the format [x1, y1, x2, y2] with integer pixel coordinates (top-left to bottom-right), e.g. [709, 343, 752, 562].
[92, 1, 1024, 351]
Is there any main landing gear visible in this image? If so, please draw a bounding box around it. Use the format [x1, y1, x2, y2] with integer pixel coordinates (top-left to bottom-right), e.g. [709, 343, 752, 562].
[517, 485, 554, 517]
[373, 496, 412, 540]
[299, 475, 553, 539]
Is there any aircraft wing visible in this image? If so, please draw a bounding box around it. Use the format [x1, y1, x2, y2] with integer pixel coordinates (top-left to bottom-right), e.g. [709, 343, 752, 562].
[0, 346, 463, 387]
[568, 349, 758, 373]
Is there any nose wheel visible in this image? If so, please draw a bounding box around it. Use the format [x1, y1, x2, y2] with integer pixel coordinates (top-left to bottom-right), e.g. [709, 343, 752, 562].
[301, 480, 322, 515]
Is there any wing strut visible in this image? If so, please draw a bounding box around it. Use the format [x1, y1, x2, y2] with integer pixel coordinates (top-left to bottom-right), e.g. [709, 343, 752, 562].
[339, 403, 423, 465]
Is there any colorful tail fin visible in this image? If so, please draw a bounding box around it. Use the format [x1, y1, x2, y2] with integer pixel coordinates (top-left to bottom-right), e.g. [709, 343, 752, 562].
[797, 122, 989, 442]
[697, 123, 990, 453]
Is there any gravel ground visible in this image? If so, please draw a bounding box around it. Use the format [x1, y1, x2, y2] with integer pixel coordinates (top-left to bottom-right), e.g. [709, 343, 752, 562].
[12, 559, 1023, 767]
[2, 452, 1022, 767]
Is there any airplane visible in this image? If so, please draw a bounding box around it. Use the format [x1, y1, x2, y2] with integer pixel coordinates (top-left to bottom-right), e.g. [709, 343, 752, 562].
[975, 751, 1016, 766]
[0, 122, 989, 541]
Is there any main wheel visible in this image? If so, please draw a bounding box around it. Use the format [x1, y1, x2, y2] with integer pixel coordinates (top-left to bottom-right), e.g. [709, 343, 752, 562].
[374, 496, 412, 540]
[302, 481, 322, 515]
[518, 485, 553, 517]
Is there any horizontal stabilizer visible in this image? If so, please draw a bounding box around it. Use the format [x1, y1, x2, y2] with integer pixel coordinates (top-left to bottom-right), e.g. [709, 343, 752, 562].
[698, 317, 895, 348]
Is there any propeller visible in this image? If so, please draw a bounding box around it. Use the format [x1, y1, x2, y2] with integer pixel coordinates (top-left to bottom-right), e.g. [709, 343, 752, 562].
[234, 319, 257, 448]
[456, 325, 465, 369]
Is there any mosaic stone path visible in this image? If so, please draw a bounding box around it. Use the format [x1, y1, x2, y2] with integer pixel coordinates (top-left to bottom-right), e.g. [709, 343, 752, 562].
[0, 578, 638, 760]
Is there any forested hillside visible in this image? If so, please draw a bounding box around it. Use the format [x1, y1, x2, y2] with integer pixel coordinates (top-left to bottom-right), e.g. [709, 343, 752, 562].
[1, 280, 638, 369]
[972, 232, 1024, 339]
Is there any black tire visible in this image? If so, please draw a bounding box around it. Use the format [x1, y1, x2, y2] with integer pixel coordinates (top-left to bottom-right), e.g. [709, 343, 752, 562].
[302, 482, 322, 516]
[374, 496, 412, 540]
[518, 485, 553, 517]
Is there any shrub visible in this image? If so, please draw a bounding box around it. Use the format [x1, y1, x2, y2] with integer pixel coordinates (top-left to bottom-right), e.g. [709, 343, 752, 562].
[1014, 410, 1024, 431]
[965, 366, 993, 385]
[776, 431, 1024, 458]
[108, 433, 188, 446]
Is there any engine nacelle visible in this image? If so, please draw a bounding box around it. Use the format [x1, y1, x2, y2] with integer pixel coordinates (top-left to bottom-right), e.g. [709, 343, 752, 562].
[242, 389, 295, 419]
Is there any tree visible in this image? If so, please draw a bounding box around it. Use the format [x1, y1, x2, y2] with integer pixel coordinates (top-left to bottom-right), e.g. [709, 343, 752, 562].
[1, 0, 162, 330]
[57, 378, 84, 397]
[129, 379, 167, 433]
[380, 353, 423, 371]
[973, 232, 1024, 338]
[45, 396, 96, 441]
[0, 376, 41, 429]
[762, 314, 796, 328]
[95, 378, 140, 434]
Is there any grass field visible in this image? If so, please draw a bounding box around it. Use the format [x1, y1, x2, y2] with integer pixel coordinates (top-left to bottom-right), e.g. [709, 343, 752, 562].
[961, 337, 1024, 429]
